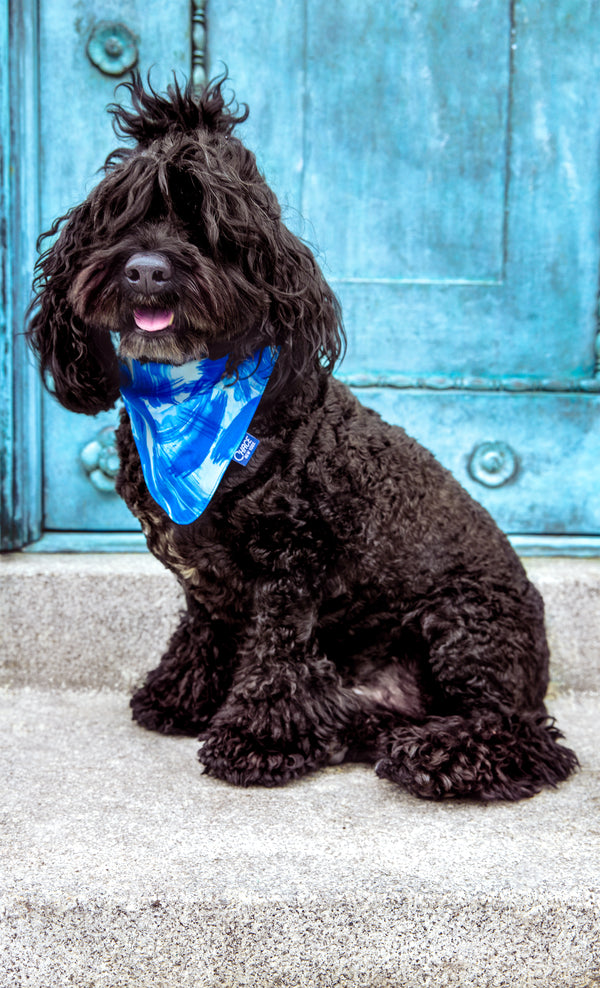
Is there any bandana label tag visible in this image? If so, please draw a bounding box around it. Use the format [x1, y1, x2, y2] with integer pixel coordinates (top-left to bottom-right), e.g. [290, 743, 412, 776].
[233, 433, 259, 466]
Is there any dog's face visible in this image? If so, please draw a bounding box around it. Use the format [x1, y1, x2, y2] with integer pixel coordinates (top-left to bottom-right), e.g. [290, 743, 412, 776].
[27, 76, 343, 414]
[68, 133, 275, 367]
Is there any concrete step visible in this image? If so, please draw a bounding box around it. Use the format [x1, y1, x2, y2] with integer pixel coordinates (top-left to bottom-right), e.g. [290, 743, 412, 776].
[1, 553, 600, 692]
[1, 687, 599, 988]
[1, 554, 599, 986]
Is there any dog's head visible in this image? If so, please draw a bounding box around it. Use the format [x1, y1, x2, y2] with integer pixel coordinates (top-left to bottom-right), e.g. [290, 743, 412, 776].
[27, 74, 343, 414]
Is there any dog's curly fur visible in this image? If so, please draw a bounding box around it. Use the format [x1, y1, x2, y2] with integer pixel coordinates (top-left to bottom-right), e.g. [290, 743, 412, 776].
[28, 75, 578, 799]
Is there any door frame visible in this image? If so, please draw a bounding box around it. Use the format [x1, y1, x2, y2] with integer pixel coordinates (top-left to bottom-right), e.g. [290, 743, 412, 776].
[1, 0, 598, 555]
[1, 0, 42, 551]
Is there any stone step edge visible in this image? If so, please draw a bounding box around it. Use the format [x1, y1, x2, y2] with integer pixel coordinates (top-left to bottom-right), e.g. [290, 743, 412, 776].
[1, 553, 599, 693]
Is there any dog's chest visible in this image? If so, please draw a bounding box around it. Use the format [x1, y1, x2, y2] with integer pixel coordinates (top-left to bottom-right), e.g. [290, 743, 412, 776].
[115, 418, 246, 605]
[141, 505, 250, 614]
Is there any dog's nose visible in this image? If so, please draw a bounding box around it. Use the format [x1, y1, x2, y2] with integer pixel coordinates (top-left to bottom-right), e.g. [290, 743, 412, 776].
[124, 252, 173, 293]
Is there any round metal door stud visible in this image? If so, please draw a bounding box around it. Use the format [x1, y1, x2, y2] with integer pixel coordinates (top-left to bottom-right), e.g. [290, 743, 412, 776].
[467, 441, 518, 488]
[80, 426, 119, 493]
[87, 22, 138, 76]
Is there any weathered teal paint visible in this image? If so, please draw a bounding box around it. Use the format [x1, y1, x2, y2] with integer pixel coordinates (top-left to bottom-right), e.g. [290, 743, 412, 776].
[3, 0, 600, 550]
[210, 0, 600, 540]
[216, 0, 600, 387]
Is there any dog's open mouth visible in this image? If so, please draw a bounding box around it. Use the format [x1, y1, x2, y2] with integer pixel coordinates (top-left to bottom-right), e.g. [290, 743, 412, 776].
[133, 308, 175, 333]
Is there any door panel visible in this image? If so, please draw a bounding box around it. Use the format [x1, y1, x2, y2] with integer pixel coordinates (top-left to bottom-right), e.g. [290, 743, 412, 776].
[210, 0, 600, 538]
[303, 0, 510, 282]
[39, 0, 191, 233]
[357, 389, 600, 533]
[212, 0, 600, 382]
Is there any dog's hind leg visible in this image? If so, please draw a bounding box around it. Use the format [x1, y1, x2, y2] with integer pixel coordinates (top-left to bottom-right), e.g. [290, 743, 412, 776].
[372, 580, 578, 800]
[373, 709, 578, 800]
[130, 597, 233, 736]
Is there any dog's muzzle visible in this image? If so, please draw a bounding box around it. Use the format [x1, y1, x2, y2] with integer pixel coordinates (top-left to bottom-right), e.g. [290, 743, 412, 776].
[124, 252, 173, 294]
[124, 252, 175, 333]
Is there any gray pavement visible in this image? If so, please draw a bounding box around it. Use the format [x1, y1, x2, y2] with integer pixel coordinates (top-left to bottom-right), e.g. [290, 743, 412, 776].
[1, 554, 599, 987]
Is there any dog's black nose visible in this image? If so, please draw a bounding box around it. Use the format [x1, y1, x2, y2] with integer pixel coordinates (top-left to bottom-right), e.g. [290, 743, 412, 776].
[124, 252, 173, 293]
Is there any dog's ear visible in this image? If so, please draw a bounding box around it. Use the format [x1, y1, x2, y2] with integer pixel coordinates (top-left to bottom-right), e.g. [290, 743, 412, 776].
[107, 72, 248, 149]
[27, 204, 120, 415]
[247, 220, 346, 394]
[270, 228, 346, 390]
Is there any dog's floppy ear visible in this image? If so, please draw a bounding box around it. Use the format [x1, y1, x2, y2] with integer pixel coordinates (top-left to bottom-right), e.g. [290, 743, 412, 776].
[266, 227, 345, 392]
[27, 204, 120, 415]
[237, 213, 345, 394]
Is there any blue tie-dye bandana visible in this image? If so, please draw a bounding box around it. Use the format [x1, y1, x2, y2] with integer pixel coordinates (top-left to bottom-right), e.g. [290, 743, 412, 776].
[119, 348, 278, 524]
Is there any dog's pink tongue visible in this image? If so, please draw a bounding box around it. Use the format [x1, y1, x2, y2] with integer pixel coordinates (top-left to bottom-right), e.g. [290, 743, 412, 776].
[134, 309, 174, 332]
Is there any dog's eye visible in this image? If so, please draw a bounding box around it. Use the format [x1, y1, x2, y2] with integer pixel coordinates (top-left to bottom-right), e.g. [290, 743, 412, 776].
[168, 169, 202, 221]
[143, 186, 169, 223]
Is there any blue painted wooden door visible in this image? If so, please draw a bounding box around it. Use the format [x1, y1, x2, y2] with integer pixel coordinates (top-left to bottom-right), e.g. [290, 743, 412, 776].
[35, 1, 600, 543]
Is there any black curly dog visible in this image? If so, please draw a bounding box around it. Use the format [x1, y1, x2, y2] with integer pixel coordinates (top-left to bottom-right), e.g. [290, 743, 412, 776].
[28, 75, 577, 799]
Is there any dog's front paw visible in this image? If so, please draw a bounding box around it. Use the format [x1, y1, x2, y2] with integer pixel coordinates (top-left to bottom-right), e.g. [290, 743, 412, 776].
[198, 725, 327, 786]
[131, 683, 212, 737]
